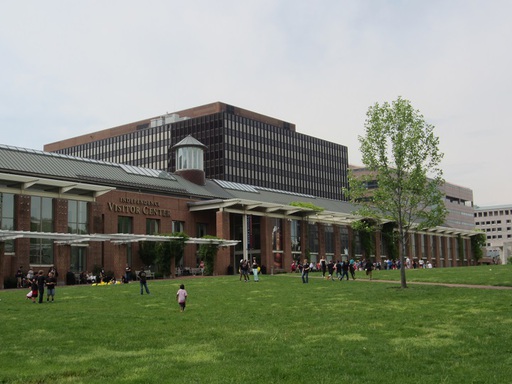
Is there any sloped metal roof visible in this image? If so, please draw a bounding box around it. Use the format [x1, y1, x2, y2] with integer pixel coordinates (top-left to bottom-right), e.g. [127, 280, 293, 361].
[172, 135, 207, 149]
[0, 145, 480, 237]
[190, 180, 364, 225]
[0, 144, 187, 196]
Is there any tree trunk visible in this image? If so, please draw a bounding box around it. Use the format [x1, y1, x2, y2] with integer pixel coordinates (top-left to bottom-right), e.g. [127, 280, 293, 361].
[400, 233, 408, 288]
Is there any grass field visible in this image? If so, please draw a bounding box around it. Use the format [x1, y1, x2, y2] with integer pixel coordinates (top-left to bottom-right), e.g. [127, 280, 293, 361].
[1, 265, 511, 384]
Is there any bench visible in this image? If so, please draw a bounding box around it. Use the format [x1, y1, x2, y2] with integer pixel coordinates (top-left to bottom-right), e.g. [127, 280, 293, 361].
[190, 268, 203, 276]
[177, 267, 204, 276]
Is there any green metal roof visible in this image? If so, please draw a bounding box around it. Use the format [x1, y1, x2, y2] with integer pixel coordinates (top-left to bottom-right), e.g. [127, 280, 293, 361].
[0, 144, 187, 195]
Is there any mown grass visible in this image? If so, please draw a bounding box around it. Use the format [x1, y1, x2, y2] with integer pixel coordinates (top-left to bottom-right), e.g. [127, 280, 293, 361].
[370, 263, 512, 286]
[1, 265, 511, 383]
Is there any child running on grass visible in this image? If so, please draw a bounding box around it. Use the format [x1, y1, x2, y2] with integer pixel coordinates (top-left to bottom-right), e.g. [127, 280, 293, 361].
[176, 284, 188, 312]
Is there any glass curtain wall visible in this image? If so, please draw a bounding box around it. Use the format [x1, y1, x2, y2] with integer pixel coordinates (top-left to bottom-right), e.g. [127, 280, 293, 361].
[118, 216, 133, 267]
[68, 200, 88, 273]
[0, 193, 14, 252]
[30, 196, 53, 265]
[271, 218, 283, 269]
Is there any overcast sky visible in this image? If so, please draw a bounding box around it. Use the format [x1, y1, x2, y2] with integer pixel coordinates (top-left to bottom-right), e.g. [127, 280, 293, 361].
[1, 1, 510, 207]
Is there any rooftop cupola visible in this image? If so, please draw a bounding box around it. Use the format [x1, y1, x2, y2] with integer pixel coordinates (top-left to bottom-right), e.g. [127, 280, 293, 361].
[172, 135, 207, 185]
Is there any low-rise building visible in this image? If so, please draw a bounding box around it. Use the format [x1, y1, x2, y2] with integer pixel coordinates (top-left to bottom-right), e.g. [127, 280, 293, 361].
[0, 140, 481, 289]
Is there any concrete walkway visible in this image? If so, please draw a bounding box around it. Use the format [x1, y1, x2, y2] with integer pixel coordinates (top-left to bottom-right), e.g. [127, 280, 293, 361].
[359, 279, 512, 290]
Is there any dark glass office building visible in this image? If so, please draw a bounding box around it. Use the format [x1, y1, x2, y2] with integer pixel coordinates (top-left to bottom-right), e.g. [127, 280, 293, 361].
[45, 102, 349, 200]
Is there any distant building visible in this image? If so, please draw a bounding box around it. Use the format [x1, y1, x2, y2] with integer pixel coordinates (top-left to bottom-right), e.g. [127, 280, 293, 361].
[349, 166, 475, 231]
[44, 102, 349, 201]
[474, 205, 512, 264]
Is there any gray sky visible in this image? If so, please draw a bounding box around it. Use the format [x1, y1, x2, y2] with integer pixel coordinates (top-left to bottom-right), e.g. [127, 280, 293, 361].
[1, 1, 510, 207]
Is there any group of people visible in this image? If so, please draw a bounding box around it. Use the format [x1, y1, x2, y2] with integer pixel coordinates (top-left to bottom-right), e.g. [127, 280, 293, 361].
[24, 267, 58, 303]
[18, 264, 189, 312]
[238, 258, 260, 282]
[297, 257, 376, 283]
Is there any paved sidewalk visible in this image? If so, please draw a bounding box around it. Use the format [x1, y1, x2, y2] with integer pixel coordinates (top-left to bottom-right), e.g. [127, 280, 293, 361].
[362, 279, 512, 290]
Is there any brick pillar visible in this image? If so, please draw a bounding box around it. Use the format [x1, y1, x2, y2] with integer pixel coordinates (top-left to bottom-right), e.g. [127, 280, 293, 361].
[215, 210, 231, 275]
[88, 202, 104, 275]
[318, 223, 325, 260]
[375, 229, 382, 262]
[16, 195, 31, 271]
[452, 237, 458, 267]
[465, 238, 471, 266]
[426, 234, 432, 264]
[0, 242, 5, 290]
[110, 244, 124, 279]
[347, 227, 354, 260]
[441, 237, 447, 268]
[334, 225, 341, 259]
[260, 216, 272, 272]
[54, 199, 70, 283]
[300, 220, 308, 261]
[282, 219, 292, 272]
[434, 236, 441, 268]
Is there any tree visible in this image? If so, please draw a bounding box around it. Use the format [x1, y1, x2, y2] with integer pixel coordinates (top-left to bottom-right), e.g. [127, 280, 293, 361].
[470, 232, 486, 264]
[139, 241, 158, 268]
[347, 97, 447, 288]
[351, 219, 376, 259]
[156, 232, 189, 277]
[198, 235, 221, 276]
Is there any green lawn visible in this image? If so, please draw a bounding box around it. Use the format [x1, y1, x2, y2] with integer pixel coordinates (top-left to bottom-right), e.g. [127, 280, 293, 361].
[370, 263, 512, 287]
[1, 265, 511, 384]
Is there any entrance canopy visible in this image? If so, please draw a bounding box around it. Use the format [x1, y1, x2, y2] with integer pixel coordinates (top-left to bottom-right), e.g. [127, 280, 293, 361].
[0, 230, 238, 247]
[188, 198, 363, 225]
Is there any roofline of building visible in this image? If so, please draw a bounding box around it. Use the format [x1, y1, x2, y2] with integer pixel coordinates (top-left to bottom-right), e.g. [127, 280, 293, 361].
[43, 102, 296, 152]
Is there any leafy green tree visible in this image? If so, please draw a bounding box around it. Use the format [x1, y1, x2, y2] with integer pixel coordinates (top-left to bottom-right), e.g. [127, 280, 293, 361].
[470, 232, 486, 264]
[347, 97, 447, 288]
[156, 232, 189, 277]
[351, 219, 376, 259]
[139, 241, 158, 268]
[289, 201, 324, 212]
[198, 235, 221, 276]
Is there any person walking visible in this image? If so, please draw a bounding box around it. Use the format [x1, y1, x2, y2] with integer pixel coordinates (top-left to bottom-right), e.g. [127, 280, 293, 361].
[301, 259, 310, 283]
[138, 268, 150, 295]
[176, 284, 188, 312]
[335, 260, 342, 280]
[46, 272, 57, 302]
[319, 256, 327, 278]
[349, 259, 356, 280]
[340, 260, 349, 281]
[327, 259, 335, 282]
[365, 259, 374, 280]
